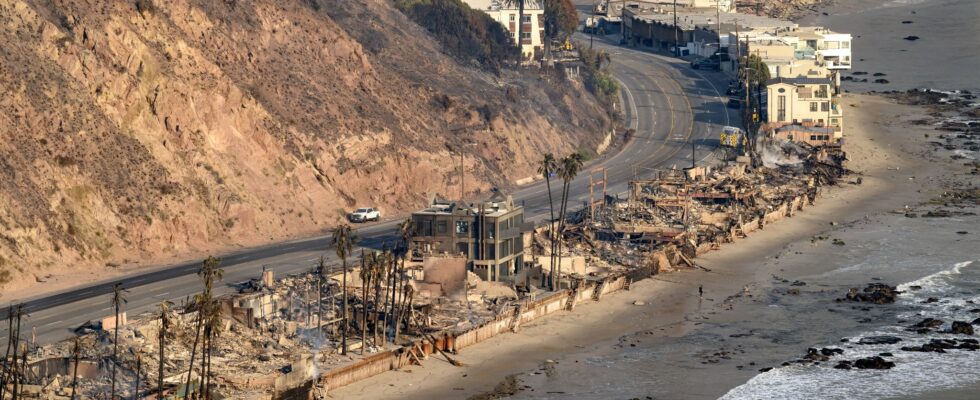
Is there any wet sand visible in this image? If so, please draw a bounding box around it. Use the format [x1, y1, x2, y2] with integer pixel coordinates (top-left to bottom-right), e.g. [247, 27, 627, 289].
[329, 92, 971, 399]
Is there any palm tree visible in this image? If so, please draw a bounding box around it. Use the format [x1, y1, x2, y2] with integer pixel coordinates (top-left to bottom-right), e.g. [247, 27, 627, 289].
[157, 300, 174, 397]
[133, 350, 143, 399]
[358, 250, 380, 354]
[504, 0, 528, 64]
[70, 337, 81, 400]
[394, 218, 414, 343]
[202, 298, 224, 400]
[316, 256, 325, 341]
[739, 54, 770, 131]
[331, 224, 357, 355]
[537, 153, 558, 289]
[110, 282, 128, 399]
[185, 256, 223, 399]
[554, 153, 584, 290]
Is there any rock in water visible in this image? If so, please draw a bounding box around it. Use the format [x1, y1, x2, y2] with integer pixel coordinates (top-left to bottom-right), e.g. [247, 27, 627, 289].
[839, 283, 899, 304]
[950, 321, 975, 335]
[820, 347, 844, 356]
[858, 336, 903, 345]
[911, 318, 944, 330]
[854, 356, 895, 369]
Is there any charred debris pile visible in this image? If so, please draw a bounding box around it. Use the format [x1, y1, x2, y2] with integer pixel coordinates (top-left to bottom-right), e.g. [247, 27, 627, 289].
[2, 140, 850, 399]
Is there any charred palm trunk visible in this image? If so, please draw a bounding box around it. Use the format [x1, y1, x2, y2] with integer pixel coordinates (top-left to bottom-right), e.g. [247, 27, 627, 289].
[341, 258, 349, 355]
[1, 306, 14, 399]
[555, 179, 572, 290]
[361, 264, 369, 355]
[134, 353, 142, 399]
[111, 305, 120, 399]
[158, 315, 167, 397]
[546, 175, 556, 290]
[184, 309, 203, 400]
[71, 338, 80, 400]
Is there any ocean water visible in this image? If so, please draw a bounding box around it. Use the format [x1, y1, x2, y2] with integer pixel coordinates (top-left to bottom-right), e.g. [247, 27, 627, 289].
[721, 261, 980, 400]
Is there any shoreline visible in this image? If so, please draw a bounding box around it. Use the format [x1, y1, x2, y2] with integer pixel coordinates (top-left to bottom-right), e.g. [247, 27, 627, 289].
[327, 93, 956, 399]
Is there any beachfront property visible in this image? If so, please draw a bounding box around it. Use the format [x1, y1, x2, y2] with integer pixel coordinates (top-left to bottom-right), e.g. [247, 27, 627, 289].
[620, 6, 851, 81]
[463, 0, 545, 60]
[622, 5, 797, 63]
[410, 193, 529, 282]
[765, 76, 843, 141]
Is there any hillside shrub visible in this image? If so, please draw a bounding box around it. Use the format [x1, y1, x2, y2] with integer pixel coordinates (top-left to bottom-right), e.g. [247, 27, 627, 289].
[393, 0, 518, 73]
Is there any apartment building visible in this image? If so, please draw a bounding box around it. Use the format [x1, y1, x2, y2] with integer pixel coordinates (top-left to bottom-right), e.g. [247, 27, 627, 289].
[464, 0, 545, 59]
[766, 77, 843, 140]
[410, 193, 529, 282]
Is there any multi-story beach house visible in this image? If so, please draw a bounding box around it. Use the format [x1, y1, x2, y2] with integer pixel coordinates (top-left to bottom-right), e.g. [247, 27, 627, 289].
[410, 193, 529, 282]
[766, 76, 843, 141]
[463, 0, 545, 60]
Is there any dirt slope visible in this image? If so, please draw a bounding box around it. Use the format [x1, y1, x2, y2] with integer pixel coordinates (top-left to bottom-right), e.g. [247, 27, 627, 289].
[0, 0, 611, 292]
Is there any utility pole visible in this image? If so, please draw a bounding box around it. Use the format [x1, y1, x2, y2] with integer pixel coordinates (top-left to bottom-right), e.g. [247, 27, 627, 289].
[621, 0, 627, 44]
[673, 0, 679, 56]
[716, 0, 722, 57]
[460, 151, 464, 201]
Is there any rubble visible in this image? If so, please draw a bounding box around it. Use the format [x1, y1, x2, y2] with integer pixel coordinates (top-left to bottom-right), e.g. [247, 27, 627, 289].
[3, 134, 853, 398]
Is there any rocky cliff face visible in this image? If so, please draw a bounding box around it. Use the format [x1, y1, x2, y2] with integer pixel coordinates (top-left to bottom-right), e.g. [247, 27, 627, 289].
[0, 0, 610, 289]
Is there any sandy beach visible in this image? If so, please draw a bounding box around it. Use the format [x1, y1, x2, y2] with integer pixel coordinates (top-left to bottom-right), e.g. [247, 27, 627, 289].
[328, 89, 977, 399]
[327, 0, 980, 398]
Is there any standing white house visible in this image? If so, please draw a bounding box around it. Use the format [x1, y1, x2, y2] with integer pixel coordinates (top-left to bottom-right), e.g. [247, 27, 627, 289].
[464, 0, 546, 60]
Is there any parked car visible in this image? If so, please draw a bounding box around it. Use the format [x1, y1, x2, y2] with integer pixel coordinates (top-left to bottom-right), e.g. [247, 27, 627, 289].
[727, 98, 743, 109]
[348, 207, 381, 223]
[690, 59, 720, 71]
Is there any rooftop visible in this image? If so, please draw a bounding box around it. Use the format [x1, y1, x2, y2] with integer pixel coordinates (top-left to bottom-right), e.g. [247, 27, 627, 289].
[767, 76, 832, 86]
[413, 193, 521, 218]
[775, 125, 835, 134]
[463, 0, 543, 12]
[627, 8, 797, 33]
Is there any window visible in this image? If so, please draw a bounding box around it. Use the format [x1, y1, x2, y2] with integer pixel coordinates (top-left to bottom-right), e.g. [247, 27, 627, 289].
[821, 102, 830, 112]
[455, 221, 469, 235]
[436, 220, 448, 234]
[520, 32, 531, 40]
[522, 15, 531, 23]
[810, 102, 818, 112]
[811, 135, 818, 141]
[842, 41, 850, 49]
[510, 14, 515, 21]
[777, 95, 786, 122]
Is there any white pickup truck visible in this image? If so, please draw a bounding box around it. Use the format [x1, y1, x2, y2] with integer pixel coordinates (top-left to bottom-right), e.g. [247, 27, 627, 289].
[348, 207, 381, 223]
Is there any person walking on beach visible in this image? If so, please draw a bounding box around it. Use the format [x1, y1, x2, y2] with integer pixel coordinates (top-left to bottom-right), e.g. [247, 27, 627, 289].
[698, 285, 703, 299]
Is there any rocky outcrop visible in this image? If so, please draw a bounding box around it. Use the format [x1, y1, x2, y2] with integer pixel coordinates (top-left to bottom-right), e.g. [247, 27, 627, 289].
[834, 356, 895, 370]
[950, 321, 975, 335]
[837, 283, 899, 304]
[908, 318, 944, 333]
[901, 338, 979, 353]
[857, 336, 903, 345]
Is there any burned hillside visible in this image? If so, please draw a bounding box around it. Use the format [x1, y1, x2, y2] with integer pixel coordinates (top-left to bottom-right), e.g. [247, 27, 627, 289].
[0, 0, 612, 290]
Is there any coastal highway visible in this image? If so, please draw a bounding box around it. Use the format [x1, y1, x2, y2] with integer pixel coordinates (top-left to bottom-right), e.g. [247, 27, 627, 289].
[0, 36, 735, 349]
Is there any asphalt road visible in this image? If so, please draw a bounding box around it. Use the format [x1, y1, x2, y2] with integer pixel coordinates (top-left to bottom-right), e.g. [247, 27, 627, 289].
[0, 34, 736, 350]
